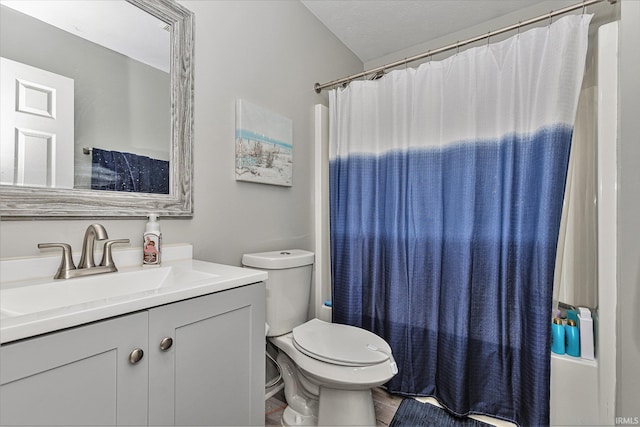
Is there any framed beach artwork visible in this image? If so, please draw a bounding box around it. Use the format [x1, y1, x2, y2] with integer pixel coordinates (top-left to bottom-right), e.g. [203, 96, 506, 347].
[235, 99, 293, 186]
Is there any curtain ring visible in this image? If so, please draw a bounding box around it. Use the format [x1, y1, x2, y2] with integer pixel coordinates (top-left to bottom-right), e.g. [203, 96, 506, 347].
[487, 31, 491, 47]
[456, 41, 460, 55]
[582, 1, 586, 15]
[548, 11, 553, 26]
[517, 21, 521, 36]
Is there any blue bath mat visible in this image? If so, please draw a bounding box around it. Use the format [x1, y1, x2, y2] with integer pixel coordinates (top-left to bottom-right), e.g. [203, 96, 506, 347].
[390, 398, 494, 427]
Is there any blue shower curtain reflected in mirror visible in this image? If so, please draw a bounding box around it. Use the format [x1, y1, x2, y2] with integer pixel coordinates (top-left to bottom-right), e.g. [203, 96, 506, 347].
[91, 148, 169, 194]
[329, 15, 591, 427]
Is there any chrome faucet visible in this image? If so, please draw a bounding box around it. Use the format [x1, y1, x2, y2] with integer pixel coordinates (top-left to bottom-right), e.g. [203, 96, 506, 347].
[78, 223, 108, 269]
[38, 224, 130, 279]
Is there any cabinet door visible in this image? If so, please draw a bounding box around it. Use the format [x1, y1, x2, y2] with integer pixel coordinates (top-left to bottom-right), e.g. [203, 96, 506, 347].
[148, 283, 265, 426]
[0, 311, 148, 426]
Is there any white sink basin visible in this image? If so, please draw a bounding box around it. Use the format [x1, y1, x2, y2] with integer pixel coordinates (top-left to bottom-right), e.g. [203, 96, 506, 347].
[0, 246, 268, 344]
[1, 266, 218, 316]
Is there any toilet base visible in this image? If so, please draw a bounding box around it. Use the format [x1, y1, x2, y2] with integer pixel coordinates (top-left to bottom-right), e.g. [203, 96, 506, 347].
[282, 406, 317, 426]
[318, 387, 376, 426]
[276, 349, 378, 426]
[281, 388, 376, 426]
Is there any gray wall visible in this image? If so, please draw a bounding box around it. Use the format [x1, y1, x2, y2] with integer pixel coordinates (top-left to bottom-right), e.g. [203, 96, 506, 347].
[617, 0, 640, 421]
[0, 0, 362, 267]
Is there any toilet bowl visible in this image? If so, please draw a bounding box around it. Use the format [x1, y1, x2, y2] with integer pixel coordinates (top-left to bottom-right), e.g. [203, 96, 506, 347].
[271, 320, 396, 426]
[242, 250, 397, 426]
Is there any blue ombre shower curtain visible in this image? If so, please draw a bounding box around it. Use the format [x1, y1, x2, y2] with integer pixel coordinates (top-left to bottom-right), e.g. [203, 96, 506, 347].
[329, 15, 590, 427]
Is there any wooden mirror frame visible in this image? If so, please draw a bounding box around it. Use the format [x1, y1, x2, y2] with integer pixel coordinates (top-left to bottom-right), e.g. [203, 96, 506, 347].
[0, 0, 193, 218]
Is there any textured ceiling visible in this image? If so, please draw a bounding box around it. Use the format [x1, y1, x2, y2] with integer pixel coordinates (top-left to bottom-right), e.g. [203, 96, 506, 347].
[301, 0, 562, 63]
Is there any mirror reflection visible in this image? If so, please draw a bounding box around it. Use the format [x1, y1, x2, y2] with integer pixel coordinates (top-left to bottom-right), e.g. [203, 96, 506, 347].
[0, 0, 170, 194]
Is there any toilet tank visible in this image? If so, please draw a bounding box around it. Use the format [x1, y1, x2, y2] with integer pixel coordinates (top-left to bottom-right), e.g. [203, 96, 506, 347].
[242, 249, 314, 337]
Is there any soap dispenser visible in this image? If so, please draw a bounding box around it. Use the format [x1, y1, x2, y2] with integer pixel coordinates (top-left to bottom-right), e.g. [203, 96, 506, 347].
[143, 214, 161, 266]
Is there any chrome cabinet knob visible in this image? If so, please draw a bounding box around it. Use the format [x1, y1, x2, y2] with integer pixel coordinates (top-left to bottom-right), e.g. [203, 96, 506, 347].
[128, 348, 144, 364]
[160, 337, 173, 351]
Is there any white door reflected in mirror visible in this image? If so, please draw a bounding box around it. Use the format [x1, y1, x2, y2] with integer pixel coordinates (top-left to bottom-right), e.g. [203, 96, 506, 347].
[0, 57, 74, 188]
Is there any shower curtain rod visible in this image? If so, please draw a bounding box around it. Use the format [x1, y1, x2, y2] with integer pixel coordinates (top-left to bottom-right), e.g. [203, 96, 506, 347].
[314, 0, 615, 93]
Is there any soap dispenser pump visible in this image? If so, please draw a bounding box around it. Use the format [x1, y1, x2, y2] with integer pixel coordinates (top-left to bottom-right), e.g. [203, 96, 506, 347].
[143, 214, 161, 266]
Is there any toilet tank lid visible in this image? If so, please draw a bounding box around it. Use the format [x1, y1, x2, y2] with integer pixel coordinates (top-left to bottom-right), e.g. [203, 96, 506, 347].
[242, 249, 314, 269]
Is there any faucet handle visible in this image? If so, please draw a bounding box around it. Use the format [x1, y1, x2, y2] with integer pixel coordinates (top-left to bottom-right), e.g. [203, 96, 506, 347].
[100, 239, 130, 270]
[38, 243, 76, 280]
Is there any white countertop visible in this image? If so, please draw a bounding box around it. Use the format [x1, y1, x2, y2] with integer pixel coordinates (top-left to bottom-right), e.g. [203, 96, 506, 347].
[0, 245, 267, 344]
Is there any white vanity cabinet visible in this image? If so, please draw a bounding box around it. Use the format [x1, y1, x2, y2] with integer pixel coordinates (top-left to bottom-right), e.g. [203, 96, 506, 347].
[0, 311, 150, 426]
[0, 282, 265, 426]
[148, 282, 265, 426]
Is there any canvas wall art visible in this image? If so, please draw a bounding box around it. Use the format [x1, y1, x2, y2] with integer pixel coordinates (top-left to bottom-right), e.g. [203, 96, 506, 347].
[235, 99, 293, 186]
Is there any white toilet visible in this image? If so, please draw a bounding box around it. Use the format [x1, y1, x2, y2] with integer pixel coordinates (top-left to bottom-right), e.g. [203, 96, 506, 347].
[242, 249, 397, 426]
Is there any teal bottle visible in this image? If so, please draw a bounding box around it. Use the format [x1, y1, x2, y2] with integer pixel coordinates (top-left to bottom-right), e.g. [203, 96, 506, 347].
[551, 318, 565, 354]
[565, 319, 580, 357]
[566, 309, 579, 324]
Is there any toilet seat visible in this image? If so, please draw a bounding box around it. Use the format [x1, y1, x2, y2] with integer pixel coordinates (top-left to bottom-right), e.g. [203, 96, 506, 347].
[292, 319, 391, 366]
[271, 329, 395, 390]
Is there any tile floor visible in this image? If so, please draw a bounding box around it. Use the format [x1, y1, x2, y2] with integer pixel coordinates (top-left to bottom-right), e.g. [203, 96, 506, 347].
[265, 386, 516, 427]
[265, 387, 402, 427]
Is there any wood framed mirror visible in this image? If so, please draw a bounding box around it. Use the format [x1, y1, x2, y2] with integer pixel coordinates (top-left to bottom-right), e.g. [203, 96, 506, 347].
[0, 0, 193, 218]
